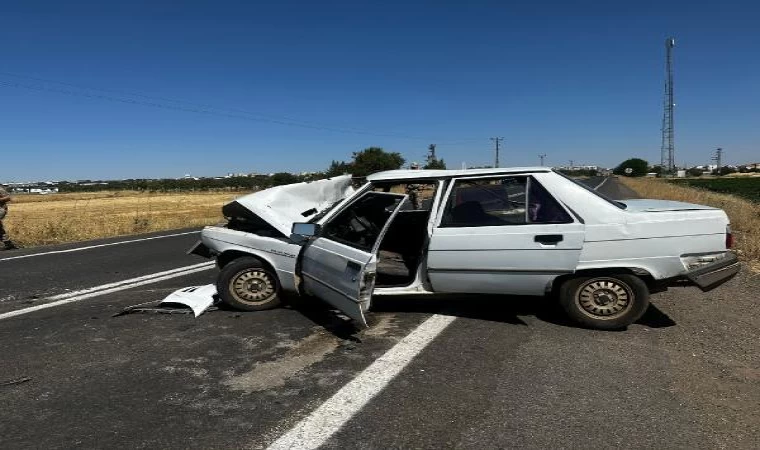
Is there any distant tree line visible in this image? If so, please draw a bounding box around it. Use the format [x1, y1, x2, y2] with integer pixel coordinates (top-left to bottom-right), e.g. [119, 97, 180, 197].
[59, 147, 412, 193]
[58, 173, 310, 193]
[612, 157, 758, 178]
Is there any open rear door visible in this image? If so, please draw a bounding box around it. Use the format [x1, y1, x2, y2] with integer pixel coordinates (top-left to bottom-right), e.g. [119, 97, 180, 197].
[299, 192, 407, 326]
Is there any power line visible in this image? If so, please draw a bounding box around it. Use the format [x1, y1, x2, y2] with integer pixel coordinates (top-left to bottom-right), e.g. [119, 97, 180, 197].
[0, 71, 408, 136]
[0, 72, 482, 144]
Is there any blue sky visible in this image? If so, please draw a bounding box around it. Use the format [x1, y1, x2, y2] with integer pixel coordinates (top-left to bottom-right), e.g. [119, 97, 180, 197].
[1, 0, 758, 181]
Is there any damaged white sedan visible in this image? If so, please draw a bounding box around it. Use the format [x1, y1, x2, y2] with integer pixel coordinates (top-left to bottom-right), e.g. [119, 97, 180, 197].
[189, 168, 740, 330]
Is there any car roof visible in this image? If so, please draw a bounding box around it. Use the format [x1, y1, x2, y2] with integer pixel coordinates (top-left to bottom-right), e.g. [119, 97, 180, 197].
[366, 167, 551, 182]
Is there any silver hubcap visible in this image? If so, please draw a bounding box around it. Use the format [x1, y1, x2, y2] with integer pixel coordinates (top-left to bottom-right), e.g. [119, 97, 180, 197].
[576, 278, 633, 319]
[230, 269, 275, 305]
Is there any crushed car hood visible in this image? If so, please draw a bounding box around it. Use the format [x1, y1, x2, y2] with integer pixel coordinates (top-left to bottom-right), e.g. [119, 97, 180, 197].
[222, 175, 354, 236]
[621, 199, 718, 212]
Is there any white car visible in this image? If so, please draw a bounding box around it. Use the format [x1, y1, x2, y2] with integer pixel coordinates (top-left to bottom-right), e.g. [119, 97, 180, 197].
[190, 168, 740, 330]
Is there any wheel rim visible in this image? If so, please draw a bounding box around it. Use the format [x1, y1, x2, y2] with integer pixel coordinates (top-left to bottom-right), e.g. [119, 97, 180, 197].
[229, 269, 276, 305]
[575, 277, 634, 320]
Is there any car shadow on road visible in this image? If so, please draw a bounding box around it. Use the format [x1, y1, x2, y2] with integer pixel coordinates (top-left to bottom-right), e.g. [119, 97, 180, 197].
[286, 293, 677, 339]
[637, 304, 677, 328]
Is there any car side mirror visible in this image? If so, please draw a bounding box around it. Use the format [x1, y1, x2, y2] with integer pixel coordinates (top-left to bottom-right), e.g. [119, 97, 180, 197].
[291, 222, 321, 238]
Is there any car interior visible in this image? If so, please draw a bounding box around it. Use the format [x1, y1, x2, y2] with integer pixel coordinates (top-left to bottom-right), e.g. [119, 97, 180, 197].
[373, 182, 438, 287]
[319, 181, 439, 288]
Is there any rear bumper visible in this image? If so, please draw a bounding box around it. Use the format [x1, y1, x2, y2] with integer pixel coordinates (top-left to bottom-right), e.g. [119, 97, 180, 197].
[685, 252, 741, 292]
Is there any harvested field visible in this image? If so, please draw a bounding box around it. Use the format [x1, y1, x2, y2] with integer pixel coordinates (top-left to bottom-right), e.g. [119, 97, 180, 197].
[4, 191, 241, 246]
[668, 177, 760, 203]
[620, 177, 760, 268]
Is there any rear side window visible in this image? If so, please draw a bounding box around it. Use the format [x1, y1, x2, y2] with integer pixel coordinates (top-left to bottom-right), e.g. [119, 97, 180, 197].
[440, 176, 572, 227]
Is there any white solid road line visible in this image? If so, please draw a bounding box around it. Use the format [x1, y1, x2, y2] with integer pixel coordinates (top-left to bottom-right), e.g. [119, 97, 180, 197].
[44, 261, 215, 302]
[0, 261, 215, 321]
[594, 177, 609, 191]
[267, 314, 457, 450]
[0, 230, 199, 262]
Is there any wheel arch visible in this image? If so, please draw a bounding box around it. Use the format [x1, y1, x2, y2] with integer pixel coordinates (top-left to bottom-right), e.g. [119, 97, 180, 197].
[217, 249, 277, 276]
[548, 267, 657, 295]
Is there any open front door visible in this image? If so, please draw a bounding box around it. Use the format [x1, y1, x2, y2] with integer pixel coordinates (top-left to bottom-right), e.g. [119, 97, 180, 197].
[299, 192, 407, 326]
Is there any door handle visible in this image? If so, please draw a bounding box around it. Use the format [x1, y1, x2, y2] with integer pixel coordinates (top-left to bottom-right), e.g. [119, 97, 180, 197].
[535, 234, 563, 244]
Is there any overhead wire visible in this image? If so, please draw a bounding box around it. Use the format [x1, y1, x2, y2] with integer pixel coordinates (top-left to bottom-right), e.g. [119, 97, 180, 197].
[0, 72, 482, 145]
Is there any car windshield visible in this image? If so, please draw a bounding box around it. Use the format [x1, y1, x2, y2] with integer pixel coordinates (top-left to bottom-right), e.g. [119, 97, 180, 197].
[554, 171, 627, 209]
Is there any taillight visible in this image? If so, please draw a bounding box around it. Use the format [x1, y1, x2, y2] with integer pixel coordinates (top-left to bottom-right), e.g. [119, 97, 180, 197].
[726, 225, 733, 249]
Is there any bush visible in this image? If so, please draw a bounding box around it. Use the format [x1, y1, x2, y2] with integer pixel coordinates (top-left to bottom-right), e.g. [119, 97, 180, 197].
[686, 168, 703, 177]
[613, 158, 649, 177]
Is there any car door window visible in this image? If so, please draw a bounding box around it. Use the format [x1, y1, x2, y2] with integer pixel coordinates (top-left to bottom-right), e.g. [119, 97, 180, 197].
[526, 176, 573, 224]
[321, 192, 404, 251]
[371, 182, 437, 211]
[440, 176, 571, 227]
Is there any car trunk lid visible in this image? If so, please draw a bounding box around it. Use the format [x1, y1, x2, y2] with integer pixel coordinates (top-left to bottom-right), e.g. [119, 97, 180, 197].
[620, 199, 719, 212]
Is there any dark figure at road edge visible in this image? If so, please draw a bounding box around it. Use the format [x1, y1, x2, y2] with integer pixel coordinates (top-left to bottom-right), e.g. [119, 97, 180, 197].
[0, 183, 19, 250]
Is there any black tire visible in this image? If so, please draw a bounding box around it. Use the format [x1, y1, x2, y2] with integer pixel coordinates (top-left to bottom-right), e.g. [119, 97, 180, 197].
[216, 257, 281, 312]
[559, 274, 650, 330]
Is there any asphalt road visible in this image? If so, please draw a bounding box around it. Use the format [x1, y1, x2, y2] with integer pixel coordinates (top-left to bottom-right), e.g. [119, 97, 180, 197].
[1, 177, 758, 449]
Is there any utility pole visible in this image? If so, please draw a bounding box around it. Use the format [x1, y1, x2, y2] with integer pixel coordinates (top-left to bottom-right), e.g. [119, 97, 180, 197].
[712, 148, 723, 174]
[569, 160, 574, 169]
[490, 137, 504, 167]
[538, 154, 547, 166]
[660, 37, 676, 173]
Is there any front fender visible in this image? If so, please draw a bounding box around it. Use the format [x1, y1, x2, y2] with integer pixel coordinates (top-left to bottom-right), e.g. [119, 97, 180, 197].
[200, 226, 300, 294]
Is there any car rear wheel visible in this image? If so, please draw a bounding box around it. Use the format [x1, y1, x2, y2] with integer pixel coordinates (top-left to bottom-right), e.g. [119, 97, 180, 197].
[559, 274, 649, 330]
[217, 257, 281, 311]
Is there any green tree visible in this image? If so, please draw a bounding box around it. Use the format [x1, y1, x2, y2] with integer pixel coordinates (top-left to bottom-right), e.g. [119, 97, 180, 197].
[325, 160, 353, 177]
[271, 172, 299, 186]
[424, 158, 447, 170]
[717, 166, 737, 176]
[350, 147, 405, 177]
[613, 158, 649, 177]
[326, 147, 406, 178]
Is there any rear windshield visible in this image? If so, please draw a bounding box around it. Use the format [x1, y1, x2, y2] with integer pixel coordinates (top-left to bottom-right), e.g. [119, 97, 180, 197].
[554, 171, 627, 209]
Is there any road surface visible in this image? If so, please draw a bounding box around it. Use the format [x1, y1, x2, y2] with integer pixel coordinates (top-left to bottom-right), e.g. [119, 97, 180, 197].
[1, 177, 758, 449]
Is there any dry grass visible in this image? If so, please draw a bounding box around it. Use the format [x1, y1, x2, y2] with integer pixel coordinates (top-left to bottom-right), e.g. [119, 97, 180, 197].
[619, 177, 760, 267]
[4, 191, 241, 246]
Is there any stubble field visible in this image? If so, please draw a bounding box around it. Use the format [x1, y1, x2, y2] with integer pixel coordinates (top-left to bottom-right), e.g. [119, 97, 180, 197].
[4, 191, 239, 246]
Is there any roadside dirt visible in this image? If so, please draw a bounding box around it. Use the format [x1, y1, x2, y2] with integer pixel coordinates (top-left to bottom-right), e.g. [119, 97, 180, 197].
[652, 270, 760, 448]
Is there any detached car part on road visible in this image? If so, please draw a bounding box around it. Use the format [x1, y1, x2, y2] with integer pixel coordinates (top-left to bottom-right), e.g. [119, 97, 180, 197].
[189, 169, 740, 330]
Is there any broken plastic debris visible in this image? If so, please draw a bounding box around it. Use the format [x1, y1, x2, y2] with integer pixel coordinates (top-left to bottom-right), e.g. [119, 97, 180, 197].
[159, 284, 218, 317]
[113, 284, 218, 318]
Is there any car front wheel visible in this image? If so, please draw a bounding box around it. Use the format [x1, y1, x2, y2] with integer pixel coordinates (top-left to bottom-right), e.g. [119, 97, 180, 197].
[217, 257, 281, 311]
[559, 274, 650, 330]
